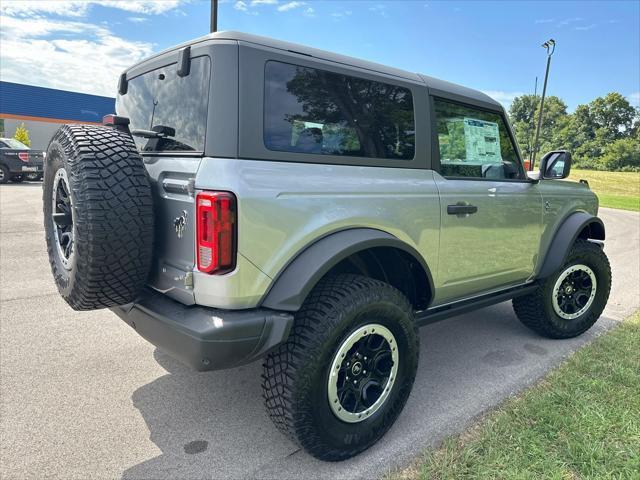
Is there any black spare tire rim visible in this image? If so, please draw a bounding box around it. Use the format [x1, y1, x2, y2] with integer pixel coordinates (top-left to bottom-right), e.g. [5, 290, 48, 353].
[328, 323, 398, 423]
[552, 264, 597, 320]
[51, 168, 75, 270]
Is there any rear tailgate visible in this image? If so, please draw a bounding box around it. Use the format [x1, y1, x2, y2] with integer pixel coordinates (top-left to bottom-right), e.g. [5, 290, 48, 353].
[144, 157, 201, 305]
[2, 149, 44, 172]
[116, 54, 212, 305]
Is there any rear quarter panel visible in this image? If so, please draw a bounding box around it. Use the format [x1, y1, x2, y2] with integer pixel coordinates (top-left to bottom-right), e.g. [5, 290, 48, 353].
[194, 158, 441, 307]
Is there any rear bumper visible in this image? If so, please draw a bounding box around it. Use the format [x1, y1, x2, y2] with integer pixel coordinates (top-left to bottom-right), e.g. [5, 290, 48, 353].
[111, 288, 294, 371]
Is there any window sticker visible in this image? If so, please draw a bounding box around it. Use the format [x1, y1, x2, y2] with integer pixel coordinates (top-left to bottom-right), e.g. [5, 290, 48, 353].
[463, 118, 501, 164]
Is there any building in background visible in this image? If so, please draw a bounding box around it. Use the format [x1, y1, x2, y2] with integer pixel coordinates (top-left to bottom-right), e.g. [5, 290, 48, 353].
[0, 82, 115, 149]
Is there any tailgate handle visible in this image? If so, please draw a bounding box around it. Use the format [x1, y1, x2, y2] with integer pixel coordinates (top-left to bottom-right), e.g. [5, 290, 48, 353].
[447, 204, 478, 215]
[162, 178, 191, 195]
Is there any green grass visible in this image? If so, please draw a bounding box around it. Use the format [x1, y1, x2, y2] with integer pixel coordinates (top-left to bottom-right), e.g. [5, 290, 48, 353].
[569, 169, 640, 212]
[391, 312, 640, 480]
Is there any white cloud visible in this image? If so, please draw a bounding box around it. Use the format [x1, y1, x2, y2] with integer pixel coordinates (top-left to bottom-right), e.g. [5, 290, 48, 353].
[574, 24, 596, 31]
[0, 14, 153, 97]
[251, 0, 278, 4]
[234, 1, 248, 11]
[128, 16, 148, 23]
[277, 1, 305, 12]
[304, 6, 315, 17]
[0, 0, 187, 17]
[481, 90, 525, 110]
[535, 18, 555, 24]
[627, 92, 640, 108]
[331, 10, 352, 19]
[557, 17, 583, 27]
[369, 4, 388, 17]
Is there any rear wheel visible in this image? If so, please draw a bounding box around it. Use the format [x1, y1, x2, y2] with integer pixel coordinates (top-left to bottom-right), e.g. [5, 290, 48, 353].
[513, 240, 611, 338]
[44, 124, 154, 310]
[262, 274, 419, 461]
[0, 165, 9, 184]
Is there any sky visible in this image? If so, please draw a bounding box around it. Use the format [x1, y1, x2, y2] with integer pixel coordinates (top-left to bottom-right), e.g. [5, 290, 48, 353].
[1, 0, 638, 111]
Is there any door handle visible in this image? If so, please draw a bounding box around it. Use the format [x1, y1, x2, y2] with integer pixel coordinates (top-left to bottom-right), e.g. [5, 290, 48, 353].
[447, 204, 478, 215]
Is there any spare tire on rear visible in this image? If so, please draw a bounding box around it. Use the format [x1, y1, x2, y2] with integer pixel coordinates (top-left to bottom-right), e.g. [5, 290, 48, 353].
[43, 124, 154, 310]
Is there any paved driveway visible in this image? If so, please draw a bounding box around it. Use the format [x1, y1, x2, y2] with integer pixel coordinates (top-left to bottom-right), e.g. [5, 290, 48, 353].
[1, 183, 638, 480]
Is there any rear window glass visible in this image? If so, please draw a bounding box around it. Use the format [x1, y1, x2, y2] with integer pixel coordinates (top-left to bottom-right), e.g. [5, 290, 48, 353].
[116, 56, 210, 153]
[264, 61, 415, 160]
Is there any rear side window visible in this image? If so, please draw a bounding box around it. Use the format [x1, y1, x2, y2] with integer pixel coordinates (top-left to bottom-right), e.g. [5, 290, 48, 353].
[434, 99, 524, 180]
[116, 56, 210, 153]
[264, 61, 415, 160]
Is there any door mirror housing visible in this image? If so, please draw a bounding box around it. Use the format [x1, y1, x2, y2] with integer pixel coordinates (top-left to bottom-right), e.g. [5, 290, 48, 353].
[539, 150, 572, 179]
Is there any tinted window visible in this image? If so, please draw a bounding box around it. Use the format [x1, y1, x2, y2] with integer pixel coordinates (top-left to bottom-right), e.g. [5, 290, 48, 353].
[116, 56, 210, 153]
[264, 61, 415, 160]
[434, 99, 524, 180]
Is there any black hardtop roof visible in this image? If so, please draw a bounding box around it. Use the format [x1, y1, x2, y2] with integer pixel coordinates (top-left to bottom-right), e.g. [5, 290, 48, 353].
[128, 30, 502, 110]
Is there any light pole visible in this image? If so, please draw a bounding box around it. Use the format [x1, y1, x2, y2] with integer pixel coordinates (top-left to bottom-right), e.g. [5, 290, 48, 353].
[210, 0, 218, 33]
[530, 39, 555, 171]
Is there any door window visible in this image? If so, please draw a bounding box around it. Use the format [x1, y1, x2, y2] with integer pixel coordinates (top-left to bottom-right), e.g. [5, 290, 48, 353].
[434, 99, 524, 180]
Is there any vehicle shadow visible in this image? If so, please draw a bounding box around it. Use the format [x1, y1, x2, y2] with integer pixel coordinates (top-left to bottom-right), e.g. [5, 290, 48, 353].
[121, 303, 612, 480]
[121, 349, 296, 480]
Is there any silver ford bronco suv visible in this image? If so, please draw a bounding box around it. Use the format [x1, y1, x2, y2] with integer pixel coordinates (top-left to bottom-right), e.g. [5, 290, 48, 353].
[43, 31, 611, 461]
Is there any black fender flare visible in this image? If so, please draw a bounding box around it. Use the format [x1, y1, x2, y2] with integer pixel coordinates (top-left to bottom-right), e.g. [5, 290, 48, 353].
[260, 228, 435, 312]
[537, 212, 605, 279]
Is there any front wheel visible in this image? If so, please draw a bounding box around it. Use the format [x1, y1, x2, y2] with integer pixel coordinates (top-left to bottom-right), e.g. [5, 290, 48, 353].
[513, 239, 611, 339]
[262, 274, 419, 461]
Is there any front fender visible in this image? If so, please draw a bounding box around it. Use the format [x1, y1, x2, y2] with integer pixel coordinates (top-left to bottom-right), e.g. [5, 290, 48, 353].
[536, 212, 605, 279]
[260, 228, 434, 311]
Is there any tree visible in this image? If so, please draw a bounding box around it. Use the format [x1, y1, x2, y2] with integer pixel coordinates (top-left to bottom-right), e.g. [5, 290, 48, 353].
[509, 95, 567, 160]
[598, 138, 640, 171]
[588, 92, 636, 142]
[13, 123, 31, 147]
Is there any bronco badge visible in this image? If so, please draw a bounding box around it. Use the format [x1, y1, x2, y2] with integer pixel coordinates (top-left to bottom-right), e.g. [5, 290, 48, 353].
[174, 210, 188, 239]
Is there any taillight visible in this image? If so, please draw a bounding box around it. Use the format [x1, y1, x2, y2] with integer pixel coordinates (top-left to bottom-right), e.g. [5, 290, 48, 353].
[18, 152, 29, 162]
[196, 191, 237, 274]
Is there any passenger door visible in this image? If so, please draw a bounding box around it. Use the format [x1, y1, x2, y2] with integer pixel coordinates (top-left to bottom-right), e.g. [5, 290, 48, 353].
[430, 98, 543, 305]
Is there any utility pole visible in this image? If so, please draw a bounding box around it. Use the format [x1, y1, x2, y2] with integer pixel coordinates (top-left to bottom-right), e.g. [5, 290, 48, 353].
[530, 39, 555, 171]
[210, 0, 218, 33]
[526, 76, 538, 167]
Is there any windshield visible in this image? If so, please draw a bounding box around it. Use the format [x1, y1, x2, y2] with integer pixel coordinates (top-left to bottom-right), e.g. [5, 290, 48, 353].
[1, 138, 29, 149]
[116, 55, 210, 153]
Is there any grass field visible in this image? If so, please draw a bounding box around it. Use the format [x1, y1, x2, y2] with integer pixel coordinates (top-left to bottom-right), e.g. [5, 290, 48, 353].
[569, 169, 640, 211]
[391, 311, 640, 480]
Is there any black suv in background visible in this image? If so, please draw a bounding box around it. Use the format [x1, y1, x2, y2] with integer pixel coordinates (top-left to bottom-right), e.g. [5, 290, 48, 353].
[0, 138, 44, 183]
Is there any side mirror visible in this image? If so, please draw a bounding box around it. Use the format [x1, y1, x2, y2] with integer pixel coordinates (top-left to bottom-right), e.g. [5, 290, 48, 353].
[539, 150, 572, 179]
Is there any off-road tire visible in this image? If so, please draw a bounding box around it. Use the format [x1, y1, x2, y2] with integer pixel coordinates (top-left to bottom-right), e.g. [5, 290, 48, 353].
[262, 274, 419, 461]
[513, 240, 611, 339]
[43, 124, 154, 310]
[0, 165, 9, 184]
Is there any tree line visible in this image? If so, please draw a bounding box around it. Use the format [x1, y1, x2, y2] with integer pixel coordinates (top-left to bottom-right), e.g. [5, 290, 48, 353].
[508, 92, 639, 171]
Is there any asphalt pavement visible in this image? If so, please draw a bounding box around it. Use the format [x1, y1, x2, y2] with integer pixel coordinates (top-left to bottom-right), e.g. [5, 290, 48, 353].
[1, 183, 638, 480]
